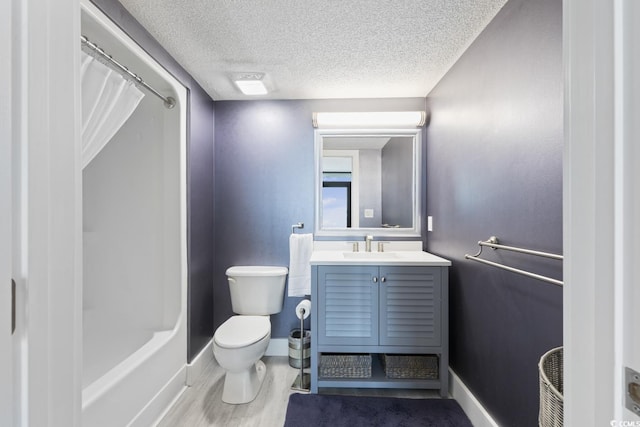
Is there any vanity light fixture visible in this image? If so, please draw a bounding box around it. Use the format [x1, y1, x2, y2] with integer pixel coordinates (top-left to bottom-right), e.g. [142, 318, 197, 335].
[234, 73, 268, 95]
[312, 111, 426, 128]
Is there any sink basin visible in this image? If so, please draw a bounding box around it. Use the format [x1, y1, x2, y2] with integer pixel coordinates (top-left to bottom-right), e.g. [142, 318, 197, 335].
[342, 252, 399, 259]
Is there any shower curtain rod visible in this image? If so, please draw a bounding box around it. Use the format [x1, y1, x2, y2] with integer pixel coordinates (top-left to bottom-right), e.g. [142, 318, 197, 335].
[81, 35, 175, 109]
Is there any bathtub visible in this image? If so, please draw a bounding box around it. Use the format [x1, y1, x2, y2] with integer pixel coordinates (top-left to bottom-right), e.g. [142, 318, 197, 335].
[81, 325, 185, 426]
[81, 2, 188, 425]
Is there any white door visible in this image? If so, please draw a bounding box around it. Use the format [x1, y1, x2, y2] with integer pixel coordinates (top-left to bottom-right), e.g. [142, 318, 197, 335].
[620, 0, 640, 420]
[0, 0, 14, 423]
[3, 0, 82, 425]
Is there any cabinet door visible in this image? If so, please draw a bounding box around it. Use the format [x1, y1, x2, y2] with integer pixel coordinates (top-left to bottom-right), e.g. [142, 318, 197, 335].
[379, 266, 442, 347]
[317, 265, 379, 346]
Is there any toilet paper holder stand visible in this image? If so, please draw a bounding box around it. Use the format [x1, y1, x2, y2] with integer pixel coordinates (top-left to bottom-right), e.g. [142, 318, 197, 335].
[291, 305, 311, 392]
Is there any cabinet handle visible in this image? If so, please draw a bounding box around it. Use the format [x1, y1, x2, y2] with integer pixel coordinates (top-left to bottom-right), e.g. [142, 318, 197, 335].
[372, 276, 378, 283]
[381, 276, 386, 282]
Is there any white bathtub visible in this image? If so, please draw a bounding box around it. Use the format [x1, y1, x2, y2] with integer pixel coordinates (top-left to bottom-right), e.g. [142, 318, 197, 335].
[81, 325, 185, 426]
[81, 2, 188, 425]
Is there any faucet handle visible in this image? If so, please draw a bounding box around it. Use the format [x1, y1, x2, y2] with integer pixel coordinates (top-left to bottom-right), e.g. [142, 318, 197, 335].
[348, 241, 360, 252]
[377, 241, 389, 252]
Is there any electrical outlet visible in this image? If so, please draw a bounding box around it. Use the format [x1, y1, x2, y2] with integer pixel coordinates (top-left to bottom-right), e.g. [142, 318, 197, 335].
[427, 216, 433, 232]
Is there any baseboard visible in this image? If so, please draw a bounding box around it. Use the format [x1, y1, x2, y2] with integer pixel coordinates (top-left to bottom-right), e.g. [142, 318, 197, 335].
[266, 339, 497, 427]
[449, 368, 499, 427]
[186, 339, 214, 386]
[266, 338, 289, 356]
[135, 342, 215, 426]
[192, 337, 282, 374]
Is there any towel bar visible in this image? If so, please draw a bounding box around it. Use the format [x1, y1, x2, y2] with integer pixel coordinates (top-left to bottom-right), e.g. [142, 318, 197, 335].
[465, 236, 563, 287]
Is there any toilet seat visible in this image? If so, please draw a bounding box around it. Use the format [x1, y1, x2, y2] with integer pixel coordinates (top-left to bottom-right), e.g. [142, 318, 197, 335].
[214, 316, 270, 349]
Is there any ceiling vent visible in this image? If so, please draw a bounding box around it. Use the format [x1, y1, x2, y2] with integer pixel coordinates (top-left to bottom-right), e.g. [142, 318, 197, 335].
[233, 72, 268, 95]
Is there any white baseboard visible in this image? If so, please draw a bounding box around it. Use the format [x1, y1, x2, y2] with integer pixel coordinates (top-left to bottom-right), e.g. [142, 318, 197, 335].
[266, 339, 498, 427]
[189, 338, 286, 374]
[192, 337, 288, 371]
[266, 338, 289, 356]
[449, 368, 499, 427]
[265, 339, 498, 427]
[226, 338, 498, 426]
[186, 339, 214, 386]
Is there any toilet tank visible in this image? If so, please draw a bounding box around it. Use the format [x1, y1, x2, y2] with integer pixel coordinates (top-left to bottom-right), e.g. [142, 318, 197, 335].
[226, 266, 288, 315]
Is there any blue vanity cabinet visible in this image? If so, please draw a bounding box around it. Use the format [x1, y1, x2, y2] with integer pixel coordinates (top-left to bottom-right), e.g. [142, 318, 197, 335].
[310, 264, 449, 397]
[316, 265, 379, 346]
[379, 266, 442, 347]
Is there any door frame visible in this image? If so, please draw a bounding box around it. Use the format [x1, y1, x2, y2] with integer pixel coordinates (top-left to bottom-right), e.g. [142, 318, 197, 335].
[563, 0, 637, 424]
[1, 0, 14, 423]
[10, 0, 82, 425]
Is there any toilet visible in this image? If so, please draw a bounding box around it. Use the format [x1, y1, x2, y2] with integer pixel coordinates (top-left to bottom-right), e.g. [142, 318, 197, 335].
[213, 265, 288, 404]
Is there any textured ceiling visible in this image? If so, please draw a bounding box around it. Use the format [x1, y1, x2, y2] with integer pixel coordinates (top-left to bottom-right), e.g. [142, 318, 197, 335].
[118, 0, 508, 101]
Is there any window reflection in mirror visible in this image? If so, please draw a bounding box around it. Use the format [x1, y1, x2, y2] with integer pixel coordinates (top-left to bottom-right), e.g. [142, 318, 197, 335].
[322, 180, 351, 228]
[314, 129, 422, 237]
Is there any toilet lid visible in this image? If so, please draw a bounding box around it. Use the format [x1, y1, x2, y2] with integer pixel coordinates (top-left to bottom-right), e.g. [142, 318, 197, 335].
[214, 316, 270, 349]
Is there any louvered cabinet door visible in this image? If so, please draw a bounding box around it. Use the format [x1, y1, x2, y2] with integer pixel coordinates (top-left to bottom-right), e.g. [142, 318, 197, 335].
[379, 266, 442, 347]
[317, 266, 379, 346]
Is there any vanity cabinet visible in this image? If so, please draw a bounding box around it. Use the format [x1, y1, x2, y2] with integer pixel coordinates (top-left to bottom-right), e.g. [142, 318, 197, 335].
[310, 264, 449, 396]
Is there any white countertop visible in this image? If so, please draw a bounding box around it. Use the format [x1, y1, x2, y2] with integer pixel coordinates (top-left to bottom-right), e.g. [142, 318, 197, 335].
[309, 241, 451, 266]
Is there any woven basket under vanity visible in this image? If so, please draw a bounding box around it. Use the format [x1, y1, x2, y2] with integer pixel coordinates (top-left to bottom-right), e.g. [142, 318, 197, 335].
[381, 354, 439, 379]
[319, 354, 372, 378]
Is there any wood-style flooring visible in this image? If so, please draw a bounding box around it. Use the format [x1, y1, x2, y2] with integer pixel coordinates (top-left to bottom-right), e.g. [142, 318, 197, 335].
[158, 356, 439, 427]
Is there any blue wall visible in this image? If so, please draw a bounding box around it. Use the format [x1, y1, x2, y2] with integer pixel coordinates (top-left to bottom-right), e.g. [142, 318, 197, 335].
[213, 98, 425, 337]
[425, 0, 563, 425]
[91, 0, 216, 362]
[91, 6, 563, 423]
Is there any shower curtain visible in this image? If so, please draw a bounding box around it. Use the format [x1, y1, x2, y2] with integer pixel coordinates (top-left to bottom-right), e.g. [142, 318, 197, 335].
[81, 50, 145, 169]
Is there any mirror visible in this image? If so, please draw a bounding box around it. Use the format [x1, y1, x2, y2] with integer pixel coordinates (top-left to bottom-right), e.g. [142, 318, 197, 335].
[314, 128, 422, 237]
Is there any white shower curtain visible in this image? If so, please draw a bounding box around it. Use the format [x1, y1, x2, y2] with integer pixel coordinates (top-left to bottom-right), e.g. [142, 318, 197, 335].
[81, 50, 145, 169]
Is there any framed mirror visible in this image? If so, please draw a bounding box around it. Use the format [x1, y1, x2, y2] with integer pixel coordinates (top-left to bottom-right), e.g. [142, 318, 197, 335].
[314, 128, 422, 237]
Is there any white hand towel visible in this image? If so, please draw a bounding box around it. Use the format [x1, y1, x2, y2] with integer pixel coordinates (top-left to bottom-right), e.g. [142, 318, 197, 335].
[288, 233, 313, 297]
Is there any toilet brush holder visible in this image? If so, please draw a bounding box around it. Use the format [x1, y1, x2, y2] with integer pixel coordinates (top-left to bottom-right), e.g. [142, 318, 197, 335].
[291, 308, 310, 391]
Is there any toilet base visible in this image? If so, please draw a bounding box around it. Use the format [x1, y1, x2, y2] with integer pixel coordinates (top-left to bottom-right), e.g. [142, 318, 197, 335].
[221, 360, 267, 404]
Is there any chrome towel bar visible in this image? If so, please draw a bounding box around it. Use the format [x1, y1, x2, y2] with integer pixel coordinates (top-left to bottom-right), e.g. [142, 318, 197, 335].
[292, 222, 304, 233]
[465, 236, 563, 287]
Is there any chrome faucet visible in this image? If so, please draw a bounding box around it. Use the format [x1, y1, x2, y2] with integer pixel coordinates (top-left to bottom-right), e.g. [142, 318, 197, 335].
[365, 235, 374, 252]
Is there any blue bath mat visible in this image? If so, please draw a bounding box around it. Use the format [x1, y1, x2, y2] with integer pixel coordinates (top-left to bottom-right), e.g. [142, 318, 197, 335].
[284, 393, 473, 427]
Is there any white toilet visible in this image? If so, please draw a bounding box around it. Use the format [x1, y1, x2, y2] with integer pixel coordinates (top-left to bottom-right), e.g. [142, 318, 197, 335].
[213, 265, 288, 404]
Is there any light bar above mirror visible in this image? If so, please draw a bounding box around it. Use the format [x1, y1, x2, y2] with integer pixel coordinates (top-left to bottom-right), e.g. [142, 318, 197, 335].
[312, 111, 426, 129]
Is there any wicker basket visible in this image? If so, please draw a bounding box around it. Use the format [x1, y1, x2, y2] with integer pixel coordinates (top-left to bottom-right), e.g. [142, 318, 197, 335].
[539, 347, 563, 427]
[381, 354, 439, 379]
[319, 354, 372, 378]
